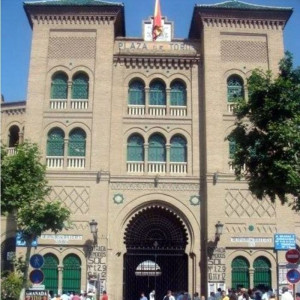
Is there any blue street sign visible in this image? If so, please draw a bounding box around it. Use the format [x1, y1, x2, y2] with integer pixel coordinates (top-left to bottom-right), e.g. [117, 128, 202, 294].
[29, 269, 44, 284]
[286, 269, 300, 284]
[30, 254, 44, 269]
[274, 234, 296, 250]
[16, 232, 38, 247]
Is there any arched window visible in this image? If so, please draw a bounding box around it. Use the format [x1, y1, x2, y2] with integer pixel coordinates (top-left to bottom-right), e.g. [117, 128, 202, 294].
[231, 256, 250, 289]
[68, 128, 86, 157]
[47, 128, 65, 157]
[170, 81, 186, 106]
[170, 135, 187, 162]
[128, 80, 145, 105]
[72, 73, 89, 99]
[253, 257, 271, 289]
[42, 254, 59, 295]
[51, 72, 68, 99]
[148, 134, 166, 162]
[149, 80, 166, 105]
[127, 134, 144, 161]
[227, 75, 244, 102]
[8, 125, 20, 147]
[62, 254, 81, 293]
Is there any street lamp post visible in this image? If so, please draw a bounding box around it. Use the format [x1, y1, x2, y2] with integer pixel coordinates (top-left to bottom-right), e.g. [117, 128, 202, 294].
[89, 219, 98, 245]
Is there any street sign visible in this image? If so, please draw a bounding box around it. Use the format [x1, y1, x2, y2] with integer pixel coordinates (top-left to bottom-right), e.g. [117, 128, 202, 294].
[286, 249, 300, 264]
[286, 269, 300, 284]
[274, 234, 296, 250]
[30, 254, 44, 269]
[29, 269, 44, 284]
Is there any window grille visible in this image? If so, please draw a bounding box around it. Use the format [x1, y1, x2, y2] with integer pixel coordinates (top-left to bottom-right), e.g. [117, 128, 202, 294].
[227, 75, 244, 102]
[68, 128, 86, 157]
[231, 256, 250, 289]
[47, 128, 65, 156]
[170, 81, 186, 106]
[170, 136, 187, 162]
[62, 254, 81, 293]
[128, 81, 145, 105]
[148, 134, 166, 162]
[72, 73, 89, 99]
[127, 134, 144, 161]
[253, 256, 271, 288]
[150, 81, 166, 105]
[51, 73, 68, 99]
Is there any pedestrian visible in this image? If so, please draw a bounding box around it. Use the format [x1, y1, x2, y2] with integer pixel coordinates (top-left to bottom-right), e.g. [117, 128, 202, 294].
[216, 289, 222, 300]
[100, 291, 108, 300]
[281, 287, 293, 300]
[296, 293, 300, 300]
[222, 290, 229, 300]
[149, 290, 155, 300]
[73, 293, 81, 300]
[163, 290, 175, 300]
[194, 292, 201, 300]
[140, 292, 148, 300]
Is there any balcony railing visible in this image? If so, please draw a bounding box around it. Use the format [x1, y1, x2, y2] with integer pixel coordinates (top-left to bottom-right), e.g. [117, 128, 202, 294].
[67, 157, 85, 168]
[128, 105, 145, 116]
[227, 103, 236, 113]
[229, 160, 246, 172]
[46, 156, 64, 168]
[7, 147, 16, 156]
[127, 161, 144, 173]
[50, 99, 67, 110]
[170, 106, 187, 117]
[148, 161, 166, 173]
[148, 105, 166, 116]
[70, 99, 88, 110]
[170, 162, 187, 174]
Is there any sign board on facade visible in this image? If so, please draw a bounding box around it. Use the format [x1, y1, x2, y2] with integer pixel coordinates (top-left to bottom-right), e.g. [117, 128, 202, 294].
[207, 247, 226, 282]
[286, 249, 300, 264]
[40, 234, 82, 245]
[286, 269, 300, 284]
[274, 234, 296, 250]
[25, 289, 48, 300]
[16, 232, 38, 247]
[29, 270, 44, 284]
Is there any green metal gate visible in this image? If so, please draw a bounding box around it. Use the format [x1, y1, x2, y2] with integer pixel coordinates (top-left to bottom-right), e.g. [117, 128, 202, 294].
[253, 256, 271, 288]
[231, 256, 250, 289]
[42, 253, 59, 295]
[62, 254, 81, 293]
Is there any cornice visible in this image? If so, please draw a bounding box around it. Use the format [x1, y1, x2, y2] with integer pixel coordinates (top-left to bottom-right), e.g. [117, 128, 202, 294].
[202, 17, 285, 30]
[113, 56, 200, 70]
[30, 13, 116, 26]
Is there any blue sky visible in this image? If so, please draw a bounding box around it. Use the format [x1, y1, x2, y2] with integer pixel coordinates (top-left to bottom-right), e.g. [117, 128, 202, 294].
[1, 0, 300, 102]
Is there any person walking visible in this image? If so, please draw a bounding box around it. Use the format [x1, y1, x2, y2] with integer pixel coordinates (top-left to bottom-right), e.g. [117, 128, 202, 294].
[163, 290, 175, 300]
[100, 291, 108, 300]
[149, 290, 155, 300]
[281, 287, 293, 300]
[140, 292, 148, 300]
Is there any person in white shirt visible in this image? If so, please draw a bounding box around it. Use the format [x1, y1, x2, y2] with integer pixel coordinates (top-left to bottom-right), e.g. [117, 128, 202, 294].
[163, 290, 175, 300]
[281, 287, 293, 300]
[149, 290, 155, 300]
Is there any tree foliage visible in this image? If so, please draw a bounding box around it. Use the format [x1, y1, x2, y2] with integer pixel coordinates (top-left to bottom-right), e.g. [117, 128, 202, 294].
[227, 52, 300, 210]
[1, 271, 23, 300]
[1, 142, 71, 285]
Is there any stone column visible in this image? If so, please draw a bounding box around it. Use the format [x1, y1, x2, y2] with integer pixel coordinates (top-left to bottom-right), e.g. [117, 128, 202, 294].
[144, 143, 149, 174]
[64, 138, 68, 169]
[57, 265, 64, 295]
[145, 88, 150, 116]
[166, 144, 170, 175]
[67, 80, 72, 109]
[249, 267, 255, 289]
[166, 88, 171, 116]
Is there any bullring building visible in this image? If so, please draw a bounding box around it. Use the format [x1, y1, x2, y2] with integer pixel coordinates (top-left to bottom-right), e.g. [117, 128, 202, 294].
[1, 0, 299, 299]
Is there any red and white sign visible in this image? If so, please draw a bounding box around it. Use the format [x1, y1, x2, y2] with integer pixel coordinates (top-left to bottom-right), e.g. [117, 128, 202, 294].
[286, 249, 300, 264]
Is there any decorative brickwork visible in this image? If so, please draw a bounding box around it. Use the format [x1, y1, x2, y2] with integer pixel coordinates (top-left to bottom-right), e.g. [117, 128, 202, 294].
[225, 189, 276, 218]
[111, 182, 200, 191]
[48, 37, 96, 59]
[225, 223, 247, 233]
[48, 186, 90, 214]
[221, 40, 267, 63]
[256, 223, 277, 233]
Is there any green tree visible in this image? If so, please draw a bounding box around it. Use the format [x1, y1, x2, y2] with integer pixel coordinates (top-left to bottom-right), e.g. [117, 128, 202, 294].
[1, 142, 71, 286]
[227, 51, 300, 210]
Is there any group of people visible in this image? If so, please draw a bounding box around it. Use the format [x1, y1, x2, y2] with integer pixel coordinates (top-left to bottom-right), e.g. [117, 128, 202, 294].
[208, 286, 297, 300]
[140, 289, 201, 300]
[49, 290, 108, 300]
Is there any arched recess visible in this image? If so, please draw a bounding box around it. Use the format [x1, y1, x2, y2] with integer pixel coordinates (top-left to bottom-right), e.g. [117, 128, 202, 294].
[170, 80, 187, 106]
[149, 79, 166, 105]
[62, 254, 81, 293]
[148, 133, 166, 162]
[253, 256, 271, 289]
[128, 79, 145, 105]
[231, 256, 250, 289]
[227, 75, 244, 102]
[72, 72, 89, 99]
[170, 135, 187, 163]
[8, 125, 20, 147]
[123, 205, 189, 300]
[127, 134, 144, 162]
[51, 72, 68, 99]
[42, 253, 59, 295]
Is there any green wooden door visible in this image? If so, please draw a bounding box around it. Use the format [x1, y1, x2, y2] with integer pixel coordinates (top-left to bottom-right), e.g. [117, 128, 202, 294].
[42, 254, 58, 295]
[62, 254, 81, 293]
[231, 256, 250, 289]
[253, 256, 271, 289]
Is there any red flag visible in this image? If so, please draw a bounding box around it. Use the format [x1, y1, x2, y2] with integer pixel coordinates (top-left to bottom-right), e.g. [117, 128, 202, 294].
[152, 0, 163, 41]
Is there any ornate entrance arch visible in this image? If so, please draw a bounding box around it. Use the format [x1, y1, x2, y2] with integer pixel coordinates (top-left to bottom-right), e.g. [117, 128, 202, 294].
[123, 205, 189, 300]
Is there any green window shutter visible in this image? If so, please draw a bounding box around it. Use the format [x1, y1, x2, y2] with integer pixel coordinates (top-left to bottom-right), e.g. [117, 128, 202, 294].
[68, 128, 86, 157]
[170, 82, 186, 106]
[47, 128, 65, 156]
[229, 140, 236, 159]
[149, 81, 166, 105]
[231, 256, 250, 289]
[253, 257, 271, 288]
[170, 136, 187, 162]
[42, 254, 59, 295]
[127, 135, 144, 161]
[128, 81, 145, 105]
[148, 134, 166, 162]
[72, 73, 89, 99]
[227, 75, 244, 102]
[51, 73, 68, 99]
[62, 254, 81, 294]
